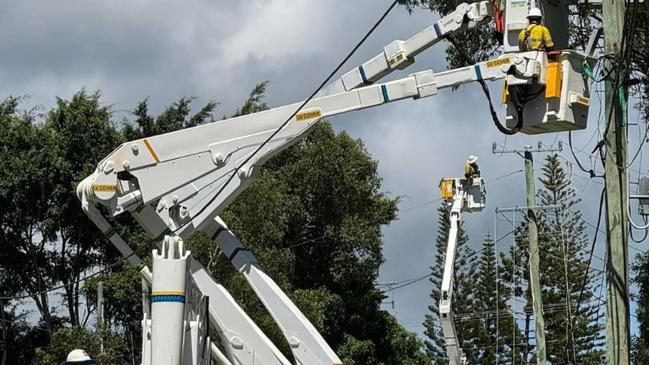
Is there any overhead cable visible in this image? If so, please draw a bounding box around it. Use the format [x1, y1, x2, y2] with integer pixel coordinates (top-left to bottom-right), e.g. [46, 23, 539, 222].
[178, 0, 401, 233]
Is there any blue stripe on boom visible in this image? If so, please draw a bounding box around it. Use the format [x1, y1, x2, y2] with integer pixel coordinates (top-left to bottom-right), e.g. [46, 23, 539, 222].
[381, 85, 390, 102]
[433, 23, 442, 38]
[151, 295, 185, 303]
[359, 66, 369, 84]
[474, 65, 483, 81]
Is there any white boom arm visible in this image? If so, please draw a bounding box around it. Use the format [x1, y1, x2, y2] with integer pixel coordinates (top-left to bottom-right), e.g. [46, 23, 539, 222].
[207, 217, 340, 365]
[319, 1, 493, 97]
[78, 1, 587, 363]
[77, 61, 506, 365]
[440, 195, 463, 365]
[438, 178, 485, 365]
[78, 59, 506, 364]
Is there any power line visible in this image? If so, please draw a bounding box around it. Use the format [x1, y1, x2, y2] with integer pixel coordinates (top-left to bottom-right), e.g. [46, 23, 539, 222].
[382, 274, 432, 292]
[574, 187, 605, 319]
[177, 0, 401, 233]
[0, 253, 135, 301]
[400, 169, 524, 213]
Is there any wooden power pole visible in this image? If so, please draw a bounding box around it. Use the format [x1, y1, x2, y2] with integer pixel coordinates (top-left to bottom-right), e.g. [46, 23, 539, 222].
[493, 142, 562, 364]
[523, 149, 546, 365]
[603, 0, 630, 361]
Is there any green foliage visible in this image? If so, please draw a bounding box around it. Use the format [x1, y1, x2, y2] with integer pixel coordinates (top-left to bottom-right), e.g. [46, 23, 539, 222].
[398, 0, 500, 68]
[0, 84, 429, 364]
[0, 96, 56, 330]
[122, 96, 218, 140]
[632, 251, 649, 364]
[34, 326, 127, 365]
[44, 90, 124, 326]
[501, 154, 603, 363]
[194, 118, 427, 363]
[233, 81, 270, 117]
[464, 236, 521, 363]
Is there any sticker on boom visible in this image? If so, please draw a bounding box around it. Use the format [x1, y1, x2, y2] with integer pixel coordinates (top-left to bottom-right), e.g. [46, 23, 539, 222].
[296, 109, 322, 122]
[486, 58, 511, 68]
[92, 184, 117, 192]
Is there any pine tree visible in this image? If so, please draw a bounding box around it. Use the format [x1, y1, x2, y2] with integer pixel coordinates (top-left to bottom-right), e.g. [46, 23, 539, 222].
[462, 235, 523, 364]
[536, 153, 604, 363]
[422, 203, 476, 364]
[502, 154, 604, 364]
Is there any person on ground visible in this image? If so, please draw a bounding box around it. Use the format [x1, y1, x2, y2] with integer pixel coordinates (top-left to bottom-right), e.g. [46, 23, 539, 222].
[59, 349, 98, 365]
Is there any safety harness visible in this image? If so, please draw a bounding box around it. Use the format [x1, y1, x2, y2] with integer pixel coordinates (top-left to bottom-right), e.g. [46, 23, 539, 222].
[521, 24, 538, 51]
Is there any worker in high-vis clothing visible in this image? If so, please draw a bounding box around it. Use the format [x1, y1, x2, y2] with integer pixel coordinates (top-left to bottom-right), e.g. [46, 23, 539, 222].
[464, 155, 480, 179]
[59, 349, 98, 365]
[518, 7, 554, 51]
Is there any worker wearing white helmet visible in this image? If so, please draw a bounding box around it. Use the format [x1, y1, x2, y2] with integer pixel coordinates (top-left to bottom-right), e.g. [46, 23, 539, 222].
[518, 7, 555, 51]
[59, 349, 98, 365]
[464, 155, 480, 179]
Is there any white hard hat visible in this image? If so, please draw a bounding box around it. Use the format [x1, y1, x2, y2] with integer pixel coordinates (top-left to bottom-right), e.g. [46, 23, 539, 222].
[527, 7, 543, 19]
[468, 155, 479, 164]
[66, 349, 92, 362]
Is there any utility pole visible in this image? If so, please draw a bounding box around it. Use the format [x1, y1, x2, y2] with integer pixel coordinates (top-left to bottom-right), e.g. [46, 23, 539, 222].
[493, 141, 562, 364]
[603, 0, 630, 360]
[97, 281, 105, 352]
[1, 299, 6, 365]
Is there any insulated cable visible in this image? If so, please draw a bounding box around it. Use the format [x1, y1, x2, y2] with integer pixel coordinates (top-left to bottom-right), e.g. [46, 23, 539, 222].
[0, 252, 136, 301]
[446, 36, 522, 135]
[573, 186, 605, 319]
[175, 0, 400, 233]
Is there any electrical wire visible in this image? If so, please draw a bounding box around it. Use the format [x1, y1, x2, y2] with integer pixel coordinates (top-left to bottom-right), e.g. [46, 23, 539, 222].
[627, 171, 649, 230]
[382, 273, 432, 292]
[445, 36, 522, 135]
[573, 187, 605, 319]
[568, 131, 601, 178]
[630, 220, 649, 243]
[400, 169, 524, 213]
[175, 0, 401, 233]
[0, 252, 136, 301]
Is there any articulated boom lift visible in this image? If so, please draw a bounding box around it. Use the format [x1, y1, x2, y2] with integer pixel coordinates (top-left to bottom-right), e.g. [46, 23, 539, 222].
[438, 178, 486, 365]
[77, 2, 590, 364]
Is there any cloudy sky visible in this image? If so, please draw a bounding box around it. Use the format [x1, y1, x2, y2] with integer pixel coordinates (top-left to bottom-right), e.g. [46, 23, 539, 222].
[2, 0, 645, 342]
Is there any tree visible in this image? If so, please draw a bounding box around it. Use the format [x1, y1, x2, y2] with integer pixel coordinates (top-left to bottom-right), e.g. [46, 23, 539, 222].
[632, 251, 649, 364]
[463, 235, 522, 364]
[34, 326, 127, 365]
[43, 90, 124, 327]
[204, 119, 429, 364]
[536, 154, 603, 363]
[502, 154, 603, 363]
[81, 95, 222, 365]
[0, 96, 59, 333]
[398, 0, 501, 68]
[0, 83, 430, 363]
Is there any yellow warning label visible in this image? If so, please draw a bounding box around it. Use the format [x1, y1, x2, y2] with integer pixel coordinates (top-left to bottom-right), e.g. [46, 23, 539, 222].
[486, 58, 511, 68]
[92, 184, 117, 192]
[296, 109, 322, 122]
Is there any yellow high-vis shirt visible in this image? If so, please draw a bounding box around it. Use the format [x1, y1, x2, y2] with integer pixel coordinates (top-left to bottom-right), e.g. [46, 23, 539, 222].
[518, 24, 554, 51]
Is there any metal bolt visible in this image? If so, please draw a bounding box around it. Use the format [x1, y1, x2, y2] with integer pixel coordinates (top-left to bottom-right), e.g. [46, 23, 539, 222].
[131, 144, 139, 154]
[213, 153, 225, 167]
[122, 160, 130, 170]
[103, 161, 114, 174]
[180, 207, 189, 219]
[172, 195, 178, 204]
